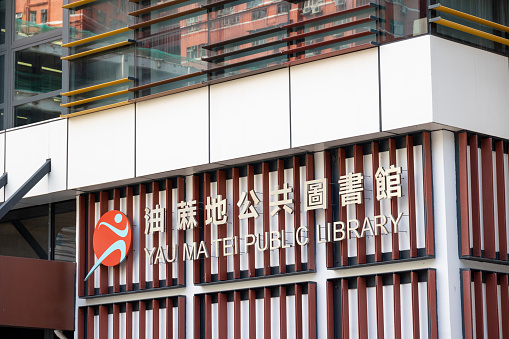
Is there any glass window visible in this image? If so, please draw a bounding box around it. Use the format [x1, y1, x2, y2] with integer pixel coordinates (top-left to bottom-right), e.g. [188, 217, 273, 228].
[15, 0, 63, 40]
[0, 55, 4, 104]
[0, 201, 76, 261]
[14, 96, 62, 126]
[41, 9, 47, 24]
[15, 40, 62, 100]
[0, 1, 5, 45]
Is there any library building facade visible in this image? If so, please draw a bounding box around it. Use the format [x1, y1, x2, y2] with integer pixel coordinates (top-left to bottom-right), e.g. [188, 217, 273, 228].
[0, 0, 509, 338]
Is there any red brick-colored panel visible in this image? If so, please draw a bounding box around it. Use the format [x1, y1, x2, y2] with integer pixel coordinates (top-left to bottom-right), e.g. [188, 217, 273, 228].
[217, 170, 227, 281]
[113, 303, 120, 339]
[277, 159, 286, 274]
[293, 157, 302, 272]
[205, 294, 212, 339]
[232, 168, 241, 279]
[249, 289, 256, 339]
[481, 138, 496, 259]
[87, 193, 95, 296]
[458, 133, 470, 257]
[341, 278, 349, 338]
[177, 177, 185, 286]
[407, 136, 417, 258]
[264, 287, 271, 339]
[152, 182, 160, 288]
[178, 296, 185, 339]
[99, 191, 109, 294]
[280, 285, 287, 339]
[371, 142, 382, 262]
[166, 179, 174, 286]
[470, 135, 481, 257]
[376, 275, 384, 339]
[354, 145, 366, 264]
[139, 301, 146, 339]
[126, 187, 134, 291]
[393, 273, 401, 339]
[234, 291, 241, 339]
[486, 273, 500, 338]
[357, 276, 368, 339]
[423, 132, 434, 256]
[139, 184, 147, 290]
[496, 141, 508, 261]
[113, 189, 121, 293]
[389, 139, 399, 260]
[295, 284, 302, 339]
[248, 165, 256, 277]
[338, 149, 348, 266]
[411, 271, 420, 339]
[218, 292, 228, 338]
[153, 299, 159, 339]
[204, 173, 211, 283]
[473, 271, 484, 339]
[324, 151, 333, 268]
[262, 162, 270, 276]
[78, 195, 86, 297]
[305, 154, 315, 271]
[462, 270, 473, 339]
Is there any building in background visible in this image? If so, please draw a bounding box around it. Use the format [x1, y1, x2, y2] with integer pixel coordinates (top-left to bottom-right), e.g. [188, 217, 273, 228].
[0, 0, 508, 338]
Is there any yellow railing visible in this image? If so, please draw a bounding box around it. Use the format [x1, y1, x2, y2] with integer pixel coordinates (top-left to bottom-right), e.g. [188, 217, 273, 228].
[429, 4, 509, 46]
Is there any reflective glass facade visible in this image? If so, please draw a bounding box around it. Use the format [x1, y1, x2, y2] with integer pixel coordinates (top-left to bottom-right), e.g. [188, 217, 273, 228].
[0, 0, 63, 129]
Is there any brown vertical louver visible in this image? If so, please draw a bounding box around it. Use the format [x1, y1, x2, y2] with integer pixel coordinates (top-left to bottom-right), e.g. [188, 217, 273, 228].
[411, 271, 420, 339]
[324, 151, 333, 268]
[407, 136, 418, 258]
[87, 193, 95, 296]
[376, 275, 384, 339]
[204, 173, 211, 283]
[248, 165, 256, 277]
[357, 276, 368, 339]
[152, 182, 160, 287]
[139, 184, 147, 290]
[177, 177, 185, 286]
[99, 191, 109, 294]
[277, 159, 286, 274]
[153, 299, 159, 339]
[217, 170, 227, 281]
[389, 139, 399, 260]
[338, 148, 348, 266]
[78, 195, 86, 297]
[423, 132, 434, 256]
[262, 162, 271, 276]
[113, 189, 121, 293]
[232, 168, 241, 279]
[481, 138, 496, 259]
[293, 156, 302, 272]
[469, 135, 482, 257]
[264, 287, 271, 339]
[126, 187, 134, 291]
[458, 133, 470, 256]
[495, 141, 507, 260]
[305, 154, 315, 271]
[372, 142, 382, 262]
[393, 273, 401, 339]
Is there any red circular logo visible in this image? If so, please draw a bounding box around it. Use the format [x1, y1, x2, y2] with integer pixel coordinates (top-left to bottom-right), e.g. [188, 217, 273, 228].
[92, 210, 132, 267]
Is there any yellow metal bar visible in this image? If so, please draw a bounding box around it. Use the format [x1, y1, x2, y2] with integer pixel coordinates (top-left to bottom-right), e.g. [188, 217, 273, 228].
[62, 27, 131, 48]
[61, 40, 133, 60]
[431, 17, 509, 47]
[62, 0, 97, 9]
[60, 89, 130, 107]
[61, 101, 131, 118]
[431, 4, 509, 34]
[61, 78, 133, 96]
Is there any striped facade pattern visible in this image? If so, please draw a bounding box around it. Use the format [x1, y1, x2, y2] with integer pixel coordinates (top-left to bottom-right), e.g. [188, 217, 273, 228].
[326, 133, 434, 268]
[76, 131, 436, 338]
[194, 282, 316, 339]
[461, 269, 509, 339]
[327, 269, 438, 339]
[457, 132, 509, 263]
[78, 296, 185, 339]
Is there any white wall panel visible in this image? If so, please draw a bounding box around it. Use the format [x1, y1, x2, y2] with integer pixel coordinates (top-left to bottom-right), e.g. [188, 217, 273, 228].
[5, 119, 67, 199]
[68, 105, 135, 189]
[430, 36, 509, 139]
[210, 69, 290, 162]
[380, 35, 433, 131]
[136, 87, 209, 176]
[291, 48, 380, 148]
